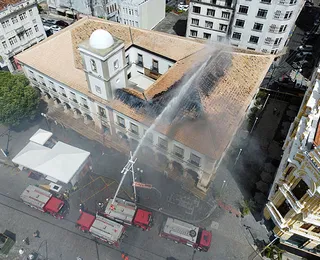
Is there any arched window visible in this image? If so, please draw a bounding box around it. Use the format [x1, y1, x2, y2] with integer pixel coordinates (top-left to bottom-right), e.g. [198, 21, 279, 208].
[90, 59, 97, 72]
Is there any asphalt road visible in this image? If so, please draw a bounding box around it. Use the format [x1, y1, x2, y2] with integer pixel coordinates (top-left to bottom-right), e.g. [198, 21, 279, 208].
[0, 117, 259, 260]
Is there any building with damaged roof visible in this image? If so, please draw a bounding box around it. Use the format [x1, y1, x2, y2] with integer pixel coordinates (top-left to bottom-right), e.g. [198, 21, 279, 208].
[15, 17, 273, 192]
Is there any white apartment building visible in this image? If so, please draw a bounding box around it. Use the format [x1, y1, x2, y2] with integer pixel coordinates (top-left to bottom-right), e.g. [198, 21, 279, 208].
[48, 0, 165, 29]
[0, 0, 46, 72]
[187, 0, 305, 54]
[47, 0, 119, 21]
[119, 0, 165, 29]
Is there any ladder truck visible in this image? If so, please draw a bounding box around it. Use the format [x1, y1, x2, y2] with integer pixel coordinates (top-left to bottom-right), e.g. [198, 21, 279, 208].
[101, 152, 153, 230]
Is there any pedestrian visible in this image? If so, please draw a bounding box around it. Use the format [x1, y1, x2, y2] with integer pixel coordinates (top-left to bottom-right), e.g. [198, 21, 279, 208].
[124, 255, 129, 260]
[33, 230, 40, 238]
[23, 237, 30, 245]
[79, 203, 84, 212]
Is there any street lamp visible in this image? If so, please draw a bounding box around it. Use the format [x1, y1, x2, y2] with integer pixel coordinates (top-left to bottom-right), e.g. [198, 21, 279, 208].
[41, 113, 51, 131]
[250, 117, 259, 134]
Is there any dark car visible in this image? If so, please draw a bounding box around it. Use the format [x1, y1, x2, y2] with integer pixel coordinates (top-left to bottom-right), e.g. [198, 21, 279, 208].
[55, 20, 69, 28]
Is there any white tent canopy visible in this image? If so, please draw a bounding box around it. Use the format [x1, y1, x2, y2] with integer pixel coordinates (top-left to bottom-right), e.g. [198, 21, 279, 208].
[29, 128, 53, 145]
[12, 140, 90, 184]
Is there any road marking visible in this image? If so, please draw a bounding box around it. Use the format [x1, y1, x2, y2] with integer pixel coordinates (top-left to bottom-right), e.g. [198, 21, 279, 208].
[81, 186, 106, 203]
[210, 221, 219, 230]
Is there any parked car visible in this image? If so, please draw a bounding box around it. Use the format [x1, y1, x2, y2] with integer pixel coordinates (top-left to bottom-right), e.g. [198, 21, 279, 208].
[41, 18, 47, 23]
[50, 25, 61, 32]
[56, 20, 69, 28]
[177, 3, 189, 11]
[292, 60, 311, 69]
[297, 45, 313, 52]
[296, 52, 313, 60]
[46, 19, 56, 25]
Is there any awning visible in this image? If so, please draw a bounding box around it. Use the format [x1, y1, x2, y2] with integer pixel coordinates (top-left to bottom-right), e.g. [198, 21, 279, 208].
[29, 128, 52, 145]
[12, 140, 90, 184]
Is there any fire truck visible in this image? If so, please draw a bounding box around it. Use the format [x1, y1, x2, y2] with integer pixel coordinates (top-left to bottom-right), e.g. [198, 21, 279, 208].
[160, 217, 212, 252]
[76, 211, 125, 245]
[102, 197, 153, 230]
[20, 185, 67, 219]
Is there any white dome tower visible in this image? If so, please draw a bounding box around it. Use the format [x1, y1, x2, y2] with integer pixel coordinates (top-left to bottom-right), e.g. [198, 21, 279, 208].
[78, 29, 127, 102]
[89, 29, 114, 49]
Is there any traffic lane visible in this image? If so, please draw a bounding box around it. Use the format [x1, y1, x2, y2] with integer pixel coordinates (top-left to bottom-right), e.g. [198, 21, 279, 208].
[0, 195, 98, 260]
[0, 190, 154, 260]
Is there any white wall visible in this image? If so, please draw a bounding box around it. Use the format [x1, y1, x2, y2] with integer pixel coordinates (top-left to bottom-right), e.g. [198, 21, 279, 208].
[0, 2, 46, 71]
[187, 0, 304, 53]
[126, 46, 175, 75]
[139, 0, 165, 30]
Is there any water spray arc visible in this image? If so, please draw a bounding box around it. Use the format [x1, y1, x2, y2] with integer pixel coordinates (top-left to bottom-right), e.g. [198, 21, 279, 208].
[132, 56, 212, 159]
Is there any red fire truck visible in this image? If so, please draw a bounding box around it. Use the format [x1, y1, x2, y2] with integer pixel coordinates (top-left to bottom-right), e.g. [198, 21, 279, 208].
[76, 211, 125, 246]
[160, 217, 212, 252]
[102, 197, 153, 230]
[20, 185, 67, 219]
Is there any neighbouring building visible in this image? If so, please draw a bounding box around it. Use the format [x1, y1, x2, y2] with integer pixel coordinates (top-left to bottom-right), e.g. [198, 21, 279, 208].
[0, 0, 46, 72]
[15, 17, 273, 193]
[186, 0, 305, 54]
[47, 0, 165, 30]
[47, 0, 119, 21]
[264, 66, 320, 257]
[118, 0, 165, 29]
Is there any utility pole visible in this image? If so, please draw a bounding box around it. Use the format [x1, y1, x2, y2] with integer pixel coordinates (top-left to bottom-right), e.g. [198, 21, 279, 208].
[4, 128, 10, 156]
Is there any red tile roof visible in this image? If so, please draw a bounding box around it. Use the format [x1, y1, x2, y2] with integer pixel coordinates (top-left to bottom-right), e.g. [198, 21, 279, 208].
[0, 0, 21, 11]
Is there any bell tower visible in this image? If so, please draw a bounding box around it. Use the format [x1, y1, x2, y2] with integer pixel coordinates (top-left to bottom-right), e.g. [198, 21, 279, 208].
[78, 29, 128, 100]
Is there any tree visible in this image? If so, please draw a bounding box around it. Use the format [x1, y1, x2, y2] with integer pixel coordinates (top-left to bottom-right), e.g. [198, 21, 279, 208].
[0, 72, 40, 126]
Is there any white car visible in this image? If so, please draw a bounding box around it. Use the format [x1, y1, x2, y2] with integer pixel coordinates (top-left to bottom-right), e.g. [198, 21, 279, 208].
[177, 3, 189, 11]
[50, 25, 61, 33]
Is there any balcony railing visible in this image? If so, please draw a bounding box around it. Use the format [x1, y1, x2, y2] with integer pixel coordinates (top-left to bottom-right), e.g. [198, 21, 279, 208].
[59, 94, 68, 102]
[266, 202, 287, 229]
[50, 90, 59, 99]
[279, 186, 302, 213]
[80, 103, 90, 113]
[150, 66, 159, 74]
[69, 98, 79, 108]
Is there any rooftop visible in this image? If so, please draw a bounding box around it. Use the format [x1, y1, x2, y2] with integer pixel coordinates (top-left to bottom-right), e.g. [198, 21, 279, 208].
[15, 17, 273, 160]
[0, 0, 21, 11]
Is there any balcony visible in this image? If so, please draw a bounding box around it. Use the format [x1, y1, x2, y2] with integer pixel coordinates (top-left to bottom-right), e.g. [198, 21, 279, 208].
[69, 98, 79, 109]
[80, 103, 90, 113]
[98, 113, 108, 123]
[128, 129, 140, 139]
[150, 66, 159, 75]
[15, 26, 25, 34]
[29, 78, 39, 86]
[280, 186, 302, 213]
[40, 84, 48, 92]
[59, 94, 68, 102]
[266, 202, 287, 229]
[303, 212, 320, 226]
[49, 90, 59, 99]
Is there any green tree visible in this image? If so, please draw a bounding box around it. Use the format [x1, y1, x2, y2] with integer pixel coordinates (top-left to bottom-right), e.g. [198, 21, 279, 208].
[0, 72, 40, 126]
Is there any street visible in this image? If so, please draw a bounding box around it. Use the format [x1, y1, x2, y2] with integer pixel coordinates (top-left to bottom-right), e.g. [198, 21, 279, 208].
[0, 95, 293, 260]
